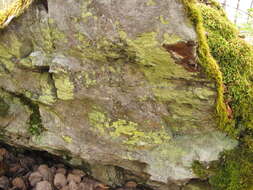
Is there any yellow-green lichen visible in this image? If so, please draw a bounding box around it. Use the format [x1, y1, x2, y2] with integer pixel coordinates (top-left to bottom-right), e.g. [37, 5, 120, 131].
[162, 33, 182, 44]
[80, 0, 97, 23]
[88, 110, 110, 133]
[38, 73, 56, 105]
[62, 135, 73, 143]
[0, 43, 12, 59]
[81, 11, 93, 23]
[146, 0, 156, 6]
[88, 110, 170, 147]
[119, 31, 196, 101]
[39, 20, 67, 53]
[82, 72, 96, 88]
[53, 73, 74, 101]
[0, 58, 14, 71]
[0, 31, 32, 59]
[159, 15, 169, 25]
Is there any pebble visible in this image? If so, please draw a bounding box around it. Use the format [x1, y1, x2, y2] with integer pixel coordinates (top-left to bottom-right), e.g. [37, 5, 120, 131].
[68, 180, 78, 190]
[0, 176, 9, 189]
[54, 173, 67, 189]
[36, 181, 53, 190]
[0, 145, 150, 190]
[56, 168, 67, 175]
[67, 173, 81, 184]
[125, 181, 137, 188]
[12, 177, 26, 190]
[29, 172, 43, 187]
[71, 169, 86, 178]
[38, 165, 53, 182]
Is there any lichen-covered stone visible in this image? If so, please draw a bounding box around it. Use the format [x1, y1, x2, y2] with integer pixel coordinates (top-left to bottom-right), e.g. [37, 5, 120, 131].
[0, 0, 238, 189]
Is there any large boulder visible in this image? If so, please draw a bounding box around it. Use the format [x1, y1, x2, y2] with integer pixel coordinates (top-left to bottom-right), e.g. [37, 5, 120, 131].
[0, 0, 237, 189]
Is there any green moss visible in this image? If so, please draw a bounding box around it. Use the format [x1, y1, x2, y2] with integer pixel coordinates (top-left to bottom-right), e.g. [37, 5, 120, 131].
[209, 147, 253, 190]
[182, 0, 230, 134]
[192, 160, 213, 180]
[199, 4, 253, 134]
[20, 95, 44, 136]
[28, 108, 43, 136]
[0, 97, 9, 117]
[183, 1, 253, 189]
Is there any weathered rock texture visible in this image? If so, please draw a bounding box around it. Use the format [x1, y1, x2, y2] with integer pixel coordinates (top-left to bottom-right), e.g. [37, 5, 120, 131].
[0, 0, 237, 189]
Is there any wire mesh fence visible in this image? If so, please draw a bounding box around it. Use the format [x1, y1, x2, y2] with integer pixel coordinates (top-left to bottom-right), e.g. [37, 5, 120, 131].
[218, 0, 253, 25]
[0, 0, 15, 10]
[218, 0, 253, 43]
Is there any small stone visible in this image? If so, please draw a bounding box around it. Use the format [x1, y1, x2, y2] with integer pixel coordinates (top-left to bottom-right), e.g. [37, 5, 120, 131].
[60, 186, 69, 190]
[81, 178, 99, 190]
[78, 182, 87, 190]
[125, 181, 137, 188]
[0, 148, 7, 157]
[56, 168, 67, 175]
[54, 173, 67, 189]
[50, 167, 56, 174]
[29, 172, 43, 186]
[20, 157, 35, 169]
[0, 161, 8, 176]
[33, 165, 39, 171]
[0, 176, 9, 189]
[9, 163, 21, 174]
[35, 181, 53, 190]
[71, 169, 86, 178]
[12, 177, 26, 190]
[67, 173, 81, 184]
[95, 183, 110, 190]
[68, 180, 78, 190]
[56, 164, 65, 168]
[38, 165, 53, 182]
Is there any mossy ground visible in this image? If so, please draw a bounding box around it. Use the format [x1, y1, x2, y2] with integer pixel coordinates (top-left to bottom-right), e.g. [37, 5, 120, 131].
[182, 0, 253, 189]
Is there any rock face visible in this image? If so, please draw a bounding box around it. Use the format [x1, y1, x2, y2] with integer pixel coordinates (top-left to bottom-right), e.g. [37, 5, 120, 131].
[0, 0, 237, 189]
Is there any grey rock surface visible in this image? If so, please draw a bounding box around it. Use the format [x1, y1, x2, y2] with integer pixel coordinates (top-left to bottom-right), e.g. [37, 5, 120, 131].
[0, 0, 237, 189]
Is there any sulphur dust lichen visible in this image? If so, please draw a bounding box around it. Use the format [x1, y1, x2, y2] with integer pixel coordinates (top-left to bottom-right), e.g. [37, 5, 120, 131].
[62, 135, 73, 143]
[53, 73, 74, 101]
[0, 0, 33, 28]
[88, 110, 170, 147]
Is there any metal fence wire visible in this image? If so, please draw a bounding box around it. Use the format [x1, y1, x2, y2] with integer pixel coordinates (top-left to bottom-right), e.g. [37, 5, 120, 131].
[218, 0, 253, 25]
